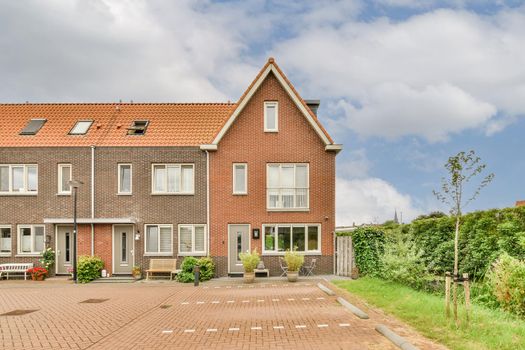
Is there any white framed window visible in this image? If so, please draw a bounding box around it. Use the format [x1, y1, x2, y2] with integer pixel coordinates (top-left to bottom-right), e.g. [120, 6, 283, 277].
[178, 224, 207, 256]
[0, 225, 12, 256]
[118, 164, 132, 195]
[152, 164, 194, 194]
[58, 164, 72, 194]
[69, 120, 93, 135]
[144, 224, 173, 256]
[233, 163, 247, 195]
[267, 163, 309, 210]
[0, 164, 38, 195]
[17, 225, 45, 255]
[264, 101, 278, 132]
[262, 224, 320, 255]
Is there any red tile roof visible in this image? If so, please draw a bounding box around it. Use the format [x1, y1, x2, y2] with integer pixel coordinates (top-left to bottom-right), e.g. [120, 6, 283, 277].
[0, 103, 236, 147]
[516, 200, 525, 207]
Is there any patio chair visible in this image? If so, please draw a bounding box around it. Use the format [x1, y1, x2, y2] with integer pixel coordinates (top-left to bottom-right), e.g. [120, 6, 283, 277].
[301, 258, 317, 277]
[279, 257, 288, 277]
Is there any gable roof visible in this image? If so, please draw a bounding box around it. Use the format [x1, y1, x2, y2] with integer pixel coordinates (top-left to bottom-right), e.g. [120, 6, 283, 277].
[210, 57, 336, 147]
[0, 103, 235, 147]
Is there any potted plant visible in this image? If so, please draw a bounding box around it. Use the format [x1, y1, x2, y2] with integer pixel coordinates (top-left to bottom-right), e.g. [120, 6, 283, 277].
[132, 265, 141, 279]
[284, 249, 304, 282]
[40, 248, 55, 271]
[27, 267, 48, 281]
[239, 248, 260, 283]
[67, 266, 74, 279]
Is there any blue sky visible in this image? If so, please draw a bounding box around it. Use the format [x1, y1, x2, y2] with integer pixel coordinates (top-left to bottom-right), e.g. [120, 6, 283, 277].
[1, 0, 524, 225]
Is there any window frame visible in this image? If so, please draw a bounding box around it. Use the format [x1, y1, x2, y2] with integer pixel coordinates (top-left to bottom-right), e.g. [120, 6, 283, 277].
[264, 101, 279, 132]
[57, 164, 72, 195]
[143, 224, 173, 256]
[178, 224, 207, 256]
[69, 120, 93, 135]
[0, 164, 38, 195]
[262, 223, 321, 255]
[117, 163, 133, 195]
[266, 163, 309, 211]
[17, 224, 45, 256]
[0, 225, 12, 256]
[151, 163, 195, 195]
[232, 163, 248, 195]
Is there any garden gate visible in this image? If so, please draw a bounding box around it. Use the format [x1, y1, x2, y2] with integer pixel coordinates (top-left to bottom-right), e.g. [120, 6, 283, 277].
[336, 236, 355, 276]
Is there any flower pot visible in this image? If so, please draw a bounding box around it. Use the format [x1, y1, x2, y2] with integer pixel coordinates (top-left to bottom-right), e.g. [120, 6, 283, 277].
[32, 275, 45, 281]
[243, 272, 255, 284]
[287, 271, 299, 282]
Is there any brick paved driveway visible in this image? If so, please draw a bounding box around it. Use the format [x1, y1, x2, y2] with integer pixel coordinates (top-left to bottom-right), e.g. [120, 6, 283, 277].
[0, 278, 430, 350]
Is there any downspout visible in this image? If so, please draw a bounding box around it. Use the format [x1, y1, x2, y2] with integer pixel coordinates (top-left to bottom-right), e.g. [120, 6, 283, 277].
[91, 145, 95, 256]
[206, 150, 210, 256]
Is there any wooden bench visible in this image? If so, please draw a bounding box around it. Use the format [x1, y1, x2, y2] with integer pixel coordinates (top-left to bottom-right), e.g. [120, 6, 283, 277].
[145, 259, 180, 281]
[254, 268, 270, 278]
[0, 263, 34, 280]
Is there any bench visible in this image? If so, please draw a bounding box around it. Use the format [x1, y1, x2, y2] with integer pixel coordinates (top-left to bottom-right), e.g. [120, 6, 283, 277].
[0, 263, 34, 280]
[254, 268, 270, 278]
[146, 259, 180, 281]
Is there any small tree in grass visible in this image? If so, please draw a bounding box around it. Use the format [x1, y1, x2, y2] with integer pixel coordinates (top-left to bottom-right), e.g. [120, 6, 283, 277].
[433, 150, 494, 325]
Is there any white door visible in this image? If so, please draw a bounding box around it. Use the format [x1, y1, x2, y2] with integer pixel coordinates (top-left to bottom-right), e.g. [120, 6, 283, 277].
[56, 226, 74, 274]
[113, 225, 134, 274]
[228, 224, 250, 274]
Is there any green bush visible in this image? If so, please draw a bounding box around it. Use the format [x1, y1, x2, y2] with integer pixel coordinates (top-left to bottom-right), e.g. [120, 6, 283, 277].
[284, 249, 304, 272]
[351, 227, 385, 277]
[486, 253, 525, 317]
[176, 256, 215, 283]
[77, 255, 104, 283]
[239, 249, 260, 273]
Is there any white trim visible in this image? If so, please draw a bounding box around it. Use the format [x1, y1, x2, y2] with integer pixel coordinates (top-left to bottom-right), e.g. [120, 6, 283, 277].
[232, 163, 248, 195]
[266, 163, 309, 210]
[112, 224, 135, 274]
[264, 101, 278, 132]
[144, 224, 173, 256]
[227, 224, 251, 274]
[44, 218, 135, 224]
[151, 163, 195, 195]
[91, 146, 95, 219]
[17, 224, 45, 255]
[261, 223, 321, 255]
[0, 225, 12, 256]
[0, 164, 38, 195]
[325, 144, 343, 153]
[117, 163, 133, 195]
[57, 164, 72, 195]
[177, 224, 207, 256]
[211, 63, 331, 146]
[206, 150, 210, 256]
[200, 144, 218, 151]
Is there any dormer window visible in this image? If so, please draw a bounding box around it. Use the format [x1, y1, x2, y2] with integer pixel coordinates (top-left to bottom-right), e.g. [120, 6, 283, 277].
[20, 119, 46, 135]
[127, 120, 149, 135]
[69, 120, 93, 135]
[264, 102, 278, 132]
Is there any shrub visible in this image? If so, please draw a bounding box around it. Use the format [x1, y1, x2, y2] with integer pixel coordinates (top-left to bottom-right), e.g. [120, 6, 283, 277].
[486, 253, 525, 317]
[40, 248, 55, 271]
[351, 227, 385, 277]
[177, 256, 215, 282]
[284, 249, 304, 272]
[77, 255, 104, 283]
[239, 249, 260, 273]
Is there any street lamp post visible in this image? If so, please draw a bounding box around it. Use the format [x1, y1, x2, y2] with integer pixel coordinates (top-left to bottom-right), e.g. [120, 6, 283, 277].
[69, 180, 83, 284]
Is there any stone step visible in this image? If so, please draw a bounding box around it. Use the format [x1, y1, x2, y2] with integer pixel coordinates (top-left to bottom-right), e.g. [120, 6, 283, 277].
[92, 276, 138, 283]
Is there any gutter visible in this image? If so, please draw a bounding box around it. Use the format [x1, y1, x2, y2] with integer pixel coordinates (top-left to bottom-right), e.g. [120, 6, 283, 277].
[206, 150, 210, 256]
[91, 145, 95, 256]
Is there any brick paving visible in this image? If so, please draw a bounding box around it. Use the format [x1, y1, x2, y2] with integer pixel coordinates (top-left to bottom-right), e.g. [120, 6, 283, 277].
[0, 278, 443, 350]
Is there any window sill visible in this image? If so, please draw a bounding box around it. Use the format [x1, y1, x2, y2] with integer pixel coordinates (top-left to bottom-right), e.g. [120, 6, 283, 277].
[178, 252, 207, 257]
[267, 208, 310, 212]
[15, 254, 42, 257]
[117, 193, 133, 196]
[264, 130, 279, 133]
[57, 193, 71, 196]
[233, 193, 248, 196]
[262, 251, 321, 256]
[144, 253, 173, 257]
[0, 253, 12, 257]
[151, 193, 194, 196]
[0, 193, 38, 196]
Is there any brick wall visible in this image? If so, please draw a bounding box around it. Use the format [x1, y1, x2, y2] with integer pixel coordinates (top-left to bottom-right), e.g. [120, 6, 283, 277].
[209, 72, 336, 275]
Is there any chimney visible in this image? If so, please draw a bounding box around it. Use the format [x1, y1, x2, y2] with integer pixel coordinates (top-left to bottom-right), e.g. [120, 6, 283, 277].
[305, 99, 320, 116]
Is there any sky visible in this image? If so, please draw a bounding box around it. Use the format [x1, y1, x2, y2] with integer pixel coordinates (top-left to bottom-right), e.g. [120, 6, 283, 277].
[1, 0, 524, 225]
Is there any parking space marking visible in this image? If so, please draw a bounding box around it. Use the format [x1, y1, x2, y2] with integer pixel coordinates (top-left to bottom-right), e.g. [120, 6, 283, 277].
[242, 300, 250, 303]
[295, 325, 307, 329]
[339, 323, 351, 327]
[181, 302, 189, 305]
[316, 297, 325, 300]
[228, 328, 240, 332]
[206, 329, 217, 332]
[287, 298, 295, 301]
[317, 324, 329, 328]
[273, 326, 284, 329]
[196, 301, 205, 304]
[301, 298, 310, 300]
[257, 299, 265, 303]
[184, 329, 195, 333]
[251, 327, 262, 330]
[227, 300, 235, 303]
[272, 298, 280, 302]
[211, 301, 220, 304]
[161, 330, 173, 334]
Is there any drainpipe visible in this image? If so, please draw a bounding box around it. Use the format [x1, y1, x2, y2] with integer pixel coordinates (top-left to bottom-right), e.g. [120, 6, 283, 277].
[91, 146, 95, 256]
[206, 150, 210, 256]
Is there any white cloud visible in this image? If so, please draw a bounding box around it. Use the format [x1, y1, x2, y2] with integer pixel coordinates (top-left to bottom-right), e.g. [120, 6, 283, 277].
[273, 8, 525, 141]
[338, 148, 371, 178]
[336, 177, 423, 225]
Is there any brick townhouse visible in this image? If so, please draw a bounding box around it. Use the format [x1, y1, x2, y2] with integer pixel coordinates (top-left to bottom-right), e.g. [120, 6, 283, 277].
[0, 58, 341, 277]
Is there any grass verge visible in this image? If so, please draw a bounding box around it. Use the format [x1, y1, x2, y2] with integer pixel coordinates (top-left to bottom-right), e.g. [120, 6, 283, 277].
[333, 277, 525, 350]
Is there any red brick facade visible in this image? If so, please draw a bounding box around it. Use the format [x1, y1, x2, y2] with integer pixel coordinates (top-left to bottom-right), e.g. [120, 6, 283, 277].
[209, 71, 337, 275]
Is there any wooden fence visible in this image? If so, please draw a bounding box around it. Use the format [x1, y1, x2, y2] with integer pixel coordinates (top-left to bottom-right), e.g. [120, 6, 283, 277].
[336, 236, 355, 277]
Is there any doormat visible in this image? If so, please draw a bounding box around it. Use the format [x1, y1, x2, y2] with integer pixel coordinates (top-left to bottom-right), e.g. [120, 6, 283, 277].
[80, 298, 109, 304]
[1, 309, 39, 316]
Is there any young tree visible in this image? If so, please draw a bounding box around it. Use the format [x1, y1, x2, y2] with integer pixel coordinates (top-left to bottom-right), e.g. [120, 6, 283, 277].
[433, 150, 494, 324]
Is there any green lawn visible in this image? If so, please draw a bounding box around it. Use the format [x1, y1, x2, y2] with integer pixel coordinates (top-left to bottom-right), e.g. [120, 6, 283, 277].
[333, 278, 525, 350]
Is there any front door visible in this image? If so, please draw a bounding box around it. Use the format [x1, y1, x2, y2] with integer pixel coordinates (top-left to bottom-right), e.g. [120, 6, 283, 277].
[228, 224, 250, 274]
[113, 225, 134, 274]
[56, 225, 74, 274]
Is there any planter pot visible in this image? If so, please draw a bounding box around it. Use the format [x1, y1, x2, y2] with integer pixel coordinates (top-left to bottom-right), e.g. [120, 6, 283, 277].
[31, 275, 45, 281]
[287, 271, 299, 282]
[243, 272, 255, 284]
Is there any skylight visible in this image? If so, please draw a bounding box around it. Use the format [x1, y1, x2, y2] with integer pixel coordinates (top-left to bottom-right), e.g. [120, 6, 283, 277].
[69, 120, 93, 135]
[127, 120, 149, 135]
[20, 119, 46, 135]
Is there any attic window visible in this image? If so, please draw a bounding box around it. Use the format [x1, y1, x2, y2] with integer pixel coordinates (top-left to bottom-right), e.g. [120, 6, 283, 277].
[127, 120, 149, 135]
[69, 120, 93, 135]
[20, 119, 46, 135]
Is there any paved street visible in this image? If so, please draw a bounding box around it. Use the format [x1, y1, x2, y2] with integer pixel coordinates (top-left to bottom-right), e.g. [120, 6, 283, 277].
[0, 278, 442, 349]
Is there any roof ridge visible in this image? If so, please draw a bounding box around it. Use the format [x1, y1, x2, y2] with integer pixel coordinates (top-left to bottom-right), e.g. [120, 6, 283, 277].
[0, 102, 237, 106]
